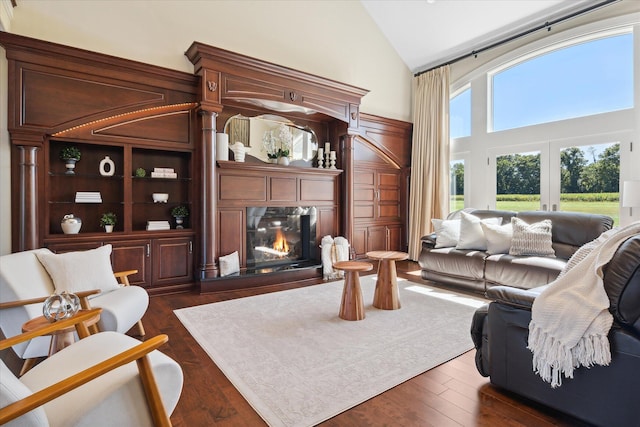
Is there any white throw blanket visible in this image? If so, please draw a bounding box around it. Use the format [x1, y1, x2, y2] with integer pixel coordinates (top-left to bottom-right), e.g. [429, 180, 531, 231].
[320, 236, 350, 280]
[528, 222, 640, 387]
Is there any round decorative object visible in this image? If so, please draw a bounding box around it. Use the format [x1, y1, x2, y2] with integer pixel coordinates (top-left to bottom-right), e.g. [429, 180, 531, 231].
[277, 156, 290, 166]
[61, 214, 82, 234]
[99, 156, 115, 176]
[43, 291, 81, 322]
[135, 167, 146, 178]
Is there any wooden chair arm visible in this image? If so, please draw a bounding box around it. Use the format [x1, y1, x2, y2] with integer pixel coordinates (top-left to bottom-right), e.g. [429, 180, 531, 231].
[0, 308, 102, 351]
[114, 270, 138, 286]
[0, 334, 171, 426]
[0, 289, 101, 310]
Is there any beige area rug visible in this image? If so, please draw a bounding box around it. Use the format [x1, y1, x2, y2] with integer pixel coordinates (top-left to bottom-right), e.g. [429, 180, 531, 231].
[174, 276, 485, 427]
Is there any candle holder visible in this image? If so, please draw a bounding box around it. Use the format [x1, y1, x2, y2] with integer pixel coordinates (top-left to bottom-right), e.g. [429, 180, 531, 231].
[329, 150, 337, 169]
[317, 148, 324, 168]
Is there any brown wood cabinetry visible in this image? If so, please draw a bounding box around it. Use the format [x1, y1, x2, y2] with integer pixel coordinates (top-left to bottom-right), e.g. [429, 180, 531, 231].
[1, 32, 198, 294]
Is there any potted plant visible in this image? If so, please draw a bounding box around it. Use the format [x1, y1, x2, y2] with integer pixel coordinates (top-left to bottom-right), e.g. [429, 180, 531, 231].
[99, 212, 117, 233]
[171, 205, 189, 229]
[60, 146, 81, 175]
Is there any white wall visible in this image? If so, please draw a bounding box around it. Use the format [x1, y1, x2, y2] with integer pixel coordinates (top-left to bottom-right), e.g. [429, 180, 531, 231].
[0, 0, 413, 254]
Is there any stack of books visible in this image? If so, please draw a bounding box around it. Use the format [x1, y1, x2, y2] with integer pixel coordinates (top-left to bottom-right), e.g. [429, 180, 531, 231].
[75, 191, 102, 203]
[150, 167, 177, 178]
[146, 220, 171, 231]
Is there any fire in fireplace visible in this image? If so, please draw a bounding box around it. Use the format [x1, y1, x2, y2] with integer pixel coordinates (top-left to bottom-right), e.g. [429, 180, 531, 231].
[246, 206, 316, 269]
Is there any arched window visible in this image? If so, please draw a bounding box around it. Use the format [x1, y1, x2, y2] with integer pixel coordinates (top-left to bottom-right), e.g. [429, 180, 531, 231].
[490, 31, 633, 132]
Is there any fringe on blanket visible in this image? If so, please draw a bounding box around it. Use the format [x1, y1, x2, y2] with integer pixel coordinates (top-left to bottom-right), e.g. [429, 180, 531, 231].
[528, 323, 611, 388]
[320, 235, 350, 280]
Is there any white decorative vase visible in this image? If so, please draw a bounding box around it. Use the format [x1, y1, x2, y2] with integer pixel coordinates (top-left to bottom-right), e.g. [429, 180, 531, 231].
[99, 156, 115, 176]
[61, 214, 82, 234]
[105, 224, 114, 233]
[277, 156, 290, 166]
[230, 142, 248, 162]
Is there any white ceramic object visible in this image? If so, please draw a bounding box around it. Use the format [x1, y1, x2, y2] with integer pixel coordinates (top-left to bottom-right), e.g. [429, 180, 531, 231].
[230, 142, 248, 162]
[152, 193, 169, 203]
[61, 214, 82, 234]
[99, 156, 115, 176]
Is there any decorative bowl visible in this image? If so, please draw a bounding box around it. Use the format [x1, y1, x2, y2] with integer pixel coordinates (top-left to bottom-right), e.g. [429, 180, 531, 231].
[152, 193, 169, 203]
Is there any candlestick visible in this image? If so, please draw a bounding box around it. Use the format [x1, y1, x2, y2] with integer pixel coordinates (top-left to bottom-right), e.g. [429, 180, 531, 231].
[330, 150, 336, 159]
[317, 148, 324, 168]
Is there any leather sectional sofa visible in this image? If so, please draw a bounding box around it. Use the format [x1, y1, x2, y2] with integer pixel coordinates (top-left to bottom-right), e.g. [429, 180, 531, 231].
[418, 209, 613, 294]
[470, 233, 640, 427]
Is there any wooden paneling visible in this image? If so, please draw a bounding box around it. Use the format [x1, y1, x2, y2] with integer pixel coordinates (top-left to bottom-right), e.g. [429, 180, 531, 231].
[270, 177, 296, 201]
[217, 209, 244, 262]
[111, 240, 151, 288]
[153, 237, 193, 285]
[299, 179, 334, 202]
[219, 175, 267, 201]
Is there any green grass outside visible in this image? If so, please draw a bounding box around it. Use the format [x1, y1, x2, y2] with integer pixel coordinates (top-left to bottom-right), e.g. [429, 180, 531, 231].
[451, 196, 620, 225]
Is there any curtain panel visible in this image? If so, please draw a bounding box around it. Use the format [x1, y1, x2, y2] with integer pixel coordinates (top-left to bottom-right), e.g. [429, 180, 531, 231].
[407, 66, 450, 260]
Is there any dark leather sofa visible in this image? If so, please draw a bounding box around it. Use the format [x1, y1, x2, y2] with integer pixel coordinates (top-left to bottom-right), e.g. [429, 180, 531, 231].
[471, 234, 640, 427]
[419, 210, 614, 294]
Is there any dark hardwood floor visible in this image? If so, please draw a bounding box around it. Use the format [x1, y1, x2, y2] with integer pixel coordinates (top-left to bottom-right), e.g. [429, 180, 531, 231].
[0, 261, 590, 426]
[142, 261, 590, 427]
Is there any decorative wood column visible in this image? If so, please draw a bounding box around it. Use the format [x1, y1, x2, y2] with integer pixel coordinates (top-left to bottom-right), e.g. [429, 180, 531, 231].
[341, 134, 356, 246]
[197, 109, 219, 280]
[10, 132, 44, 251]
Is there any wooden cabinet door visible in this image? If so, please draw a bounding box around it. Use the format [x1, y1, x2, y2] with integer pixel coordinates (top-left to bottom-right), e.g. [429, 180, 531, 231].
[352, 227, 367, 258]
[218, 209, 244, 264]
[387, 225, 403, 252]
[367, 226, 387, 252]
[110, 240, 152, 288]
[152, 237, 193, 286]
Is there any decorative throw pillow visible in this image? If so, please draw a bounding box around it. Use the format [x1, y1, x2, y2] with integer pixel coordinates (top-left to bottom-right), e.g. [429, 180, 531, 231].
[219, 251, 240, 276]
[509, 217, 555, 257]
[481, 221, 513, 254]
[35, 244, 120, 293]
[431, 218, 461, 248]
[455, 212, 502, 250]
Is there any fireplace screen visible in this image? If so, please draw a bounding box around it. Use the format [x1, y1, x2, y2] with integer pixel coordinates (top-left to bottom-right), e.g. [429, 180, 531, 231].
[246, 206, 316, 268]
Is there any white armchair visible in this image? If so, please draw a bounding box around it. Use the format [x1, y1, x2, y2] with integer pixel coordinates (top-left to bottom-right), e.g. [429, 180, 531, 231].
[0, 309, 183, 426]
[0, 246, 149, 374]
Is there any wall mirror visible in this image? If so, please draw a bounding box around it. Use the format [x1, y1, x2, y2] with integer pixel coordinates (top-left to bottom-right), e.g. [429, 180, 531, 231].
[223, 114, 318, 165]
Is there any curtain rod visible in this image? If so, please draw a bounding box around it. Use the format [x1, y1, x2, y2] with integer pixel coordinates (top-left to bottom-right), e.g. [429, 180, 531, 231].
[414, 0, 620, 77]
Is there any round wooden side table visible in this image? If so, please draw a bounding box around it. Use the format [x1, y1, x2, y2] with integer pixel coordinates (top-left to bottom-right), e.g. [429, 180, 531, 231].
[366, 251, 409, 310]
[22, 309, 101, 356]
[333, 261, 373, 321]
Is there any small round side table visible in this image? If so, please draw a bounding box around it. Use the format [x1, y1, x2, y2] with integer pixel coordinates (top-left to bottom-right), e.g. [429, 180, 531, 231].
[366, 251, 409, 310]
[333, 261, 373, 321]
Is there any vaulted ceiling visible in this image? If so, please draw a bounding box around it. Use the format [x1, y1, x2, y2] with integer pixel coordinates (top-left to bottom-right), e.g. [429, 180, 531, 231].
[360, 0, 609, 73]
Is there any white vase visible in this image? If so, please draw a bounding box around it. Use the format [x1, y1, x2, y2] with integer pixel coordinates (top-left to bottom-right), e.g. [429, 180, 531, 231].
[230, 142, 248, 162]
[105, 224, 114, 233]
[216, 133, 229, 161]
[277, 156, 290, 166]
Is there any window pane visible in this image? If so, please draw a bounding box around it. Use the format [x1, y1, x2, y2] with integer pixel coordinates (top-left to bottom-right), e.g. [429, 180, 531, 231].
[450, 88, 471, 139]
[560, 142, 620, 225]
[496, 151, 540, 212]
[450, 159, 464, 212]
[492, 33, 633, 132]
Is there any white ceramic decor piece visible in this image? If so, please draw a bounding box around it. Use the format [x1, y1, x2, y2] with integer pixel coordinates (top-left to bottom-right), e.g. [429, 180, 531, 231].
[99, 156, 115, 176]
[230, 141, 248, 162]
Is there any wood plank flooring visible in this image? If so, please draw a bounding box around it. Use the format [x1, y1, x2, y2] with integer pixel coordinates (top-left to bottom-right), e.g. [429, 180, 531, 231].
[142, 261, 590, 427]
[0, 261, 591, 426]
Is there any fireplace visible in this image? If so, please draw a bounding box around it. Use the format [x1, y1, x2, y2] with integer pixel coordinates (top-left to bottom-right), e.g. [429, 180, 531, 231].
[246, 206, 317, 270]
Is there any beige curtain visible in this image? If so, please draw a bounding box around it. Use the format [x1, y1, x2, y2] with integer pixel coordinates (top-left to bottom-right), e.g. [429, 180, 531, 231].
[407, 66, 450, 260]
[229, 116, 250, 146]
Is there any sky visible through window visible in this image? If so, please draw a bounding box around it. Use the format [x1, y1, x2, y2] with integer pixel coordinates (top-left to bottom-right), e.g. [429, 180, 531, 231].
[492, 33, 633, 132]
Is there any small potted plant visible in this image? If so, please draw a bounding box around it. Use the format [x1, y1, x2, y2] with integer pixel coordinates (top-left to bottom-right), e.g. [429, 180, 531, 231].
[171, 205, 189, 229]
[60, 146, 82, 175]
[99, 212, 117, 233]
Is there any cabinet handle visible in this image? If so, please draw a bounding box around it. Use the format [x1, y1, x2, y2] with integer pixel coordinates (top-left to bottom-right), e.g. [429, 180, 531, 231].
[189, 241, 193, 253]
[146, 243, 150, 257]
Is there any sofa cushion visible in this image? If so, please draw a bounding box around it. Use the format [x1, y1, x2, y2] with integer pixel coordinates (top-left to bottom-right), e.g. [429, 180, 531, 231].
[481, 222, 513, 255]
[509, 218, 555, 257]
[484, 254, 566, 289]
[419, 247, 487, 281]
[36, 245, 120, 294]
[431, 218, 460, 248]
[455, 212, 501, 251]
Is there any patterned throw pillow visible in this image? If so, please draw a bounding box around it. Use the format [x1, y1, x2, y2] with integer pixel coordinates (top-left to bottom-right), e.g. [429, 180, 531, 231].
[509, 217, 555, 257]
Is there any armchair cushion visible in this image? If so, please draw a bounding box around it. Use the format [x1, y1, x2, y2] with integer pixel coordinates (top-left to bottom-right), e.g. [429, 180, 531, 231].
[35, 245, 120, 294]
[19, 331, 183, 427]
[0, 361, 49, 426]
